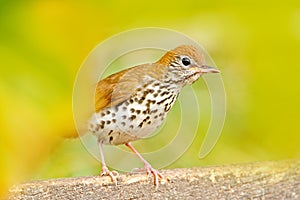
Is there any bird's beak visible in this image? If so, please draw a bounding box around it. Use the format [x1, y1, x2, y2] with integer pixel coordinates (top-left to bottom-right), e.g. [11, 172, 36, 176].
[199, 65, 220, 73]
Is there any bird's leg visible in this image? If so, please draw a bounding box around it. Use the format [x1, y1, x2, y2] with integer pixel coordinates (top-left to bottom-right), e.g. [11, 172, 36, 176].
[125, 142, 164, 187]
[98, 139, 118, 183]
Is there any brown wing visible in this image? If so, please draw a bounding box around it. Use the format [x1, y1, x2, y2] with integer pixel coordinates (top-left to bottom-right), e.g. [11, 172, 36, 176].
[94, 64, 155, 112]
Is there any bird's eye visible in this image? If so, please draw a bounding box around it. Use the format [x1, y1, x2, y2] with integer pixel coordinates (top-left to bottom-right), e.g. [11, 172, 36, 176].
[181, 57, 191, 66]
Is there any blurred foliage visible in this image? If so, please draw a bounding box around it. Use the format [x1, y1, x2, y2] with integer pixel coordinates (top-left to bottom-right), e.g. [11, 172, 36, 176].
[1, 0, 300, 196]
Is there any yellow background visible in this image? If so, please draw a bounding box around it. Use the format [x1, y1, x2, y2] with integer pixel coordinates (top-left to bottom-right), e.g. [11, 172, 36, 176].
[1, 0, 300, 196]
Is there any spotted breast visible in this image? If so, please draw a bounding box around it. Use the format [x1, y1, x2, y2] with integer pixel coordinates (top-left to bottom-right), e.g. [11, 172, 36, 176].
[89, 75, 180, 145]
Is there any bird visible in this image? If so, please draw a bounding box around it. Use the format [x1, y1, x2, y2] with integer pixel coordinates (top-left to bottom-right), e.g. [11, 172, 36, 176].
[88, 45, 220, 187]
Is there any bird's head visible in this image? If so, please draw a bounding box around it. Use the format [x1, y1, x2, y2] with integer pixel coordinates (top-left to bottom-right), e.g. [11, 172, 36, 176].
[157, 45, 220, 85]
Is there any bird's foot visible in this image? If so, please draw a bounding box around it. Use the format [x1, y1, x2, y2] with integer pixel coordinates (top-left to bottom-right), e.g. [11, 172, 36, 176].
[145, 163, 164, 188]
[131, 163, 164, 188]
[101, 166, 119, 183]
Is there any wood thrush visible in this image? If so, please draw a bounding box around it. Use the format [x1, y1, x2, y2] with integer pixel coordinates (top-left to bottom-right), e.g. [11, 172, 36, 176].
[88, 45, 220, 187]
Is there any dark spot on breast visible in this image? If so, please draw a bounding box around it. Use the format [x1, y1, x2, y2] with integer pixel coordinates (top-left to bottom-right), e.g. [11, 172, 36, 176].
[124, 101, 129, 106]
[136, 110, 141, 114]
[153, 93, 158, 97]
[147, 121, 151, 124]
[108, 130, 113, 135]
[122, 115, 127, 119]
[153, 82, 160, 87]
[171, 95, 177, 103]
[106, 110, 110, 115]
[130, 108, 135, 113]
[143, 109, 149, 114]
[142, 116, 150, 123]
[138, 122, 144, 128]
[129, 99, 134, 103]
[157, 94, 173, 105]
[164, 104, 171, 112]
[146, 102, 151, 108]
[109, 136, 113, 142]
[160, 91, 169, 97]
[112, 113, 116, 117]
[130, 125, 134, 129]
[138, 97, 145, 104]
[112, 119, 116, 123]
[136, 88, 142, 92]
[154, 115, 158, 119]
[148, 89, 154, 93]
[101, 112, 105, 117]
[130, 115, 136, 120]
[122, 106, 127, 111]
[146, 100, 155, 107]
[121, 122, 126, 126]
[150, 109, 158, 114]
[106, 120, 111, 124]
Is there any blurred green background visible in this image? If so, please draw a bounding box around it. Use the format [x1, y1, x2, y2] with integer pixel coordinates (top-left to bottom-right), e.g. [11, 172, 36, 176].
[1, 0, 300, 196]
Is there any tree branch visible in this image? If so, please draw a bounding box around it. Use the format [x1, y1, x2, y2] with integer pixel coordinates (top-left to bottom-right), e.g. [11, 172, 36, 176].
[7, 160, 300, 199]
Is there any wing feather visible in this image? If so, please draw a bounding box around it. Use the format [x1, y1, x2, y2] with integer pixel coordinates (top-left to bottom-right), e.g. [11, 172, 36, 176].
[95, 63, 167, 112]
[94, 64, 151, 112]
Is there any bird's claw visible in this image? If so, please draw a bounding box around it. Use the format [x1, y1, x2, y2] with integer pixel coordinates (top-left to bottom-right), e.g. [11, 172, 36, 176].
[147, 166, 164, 188]
[132, 164, 164, 188]
[101, 166, 119, 183]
